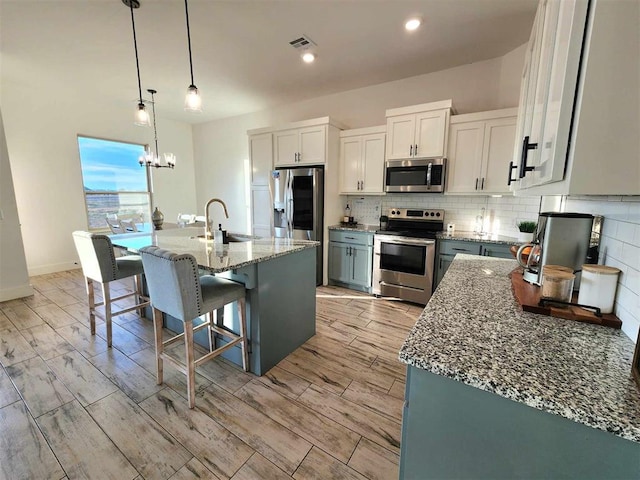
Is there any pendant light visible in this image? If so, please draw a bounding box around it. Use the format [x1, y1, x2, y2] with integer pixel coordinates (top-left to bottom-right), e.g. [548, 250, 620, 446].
[139, 89, 176, 169]
[183, 0, 202, 112]
[123, 0, 150, 126]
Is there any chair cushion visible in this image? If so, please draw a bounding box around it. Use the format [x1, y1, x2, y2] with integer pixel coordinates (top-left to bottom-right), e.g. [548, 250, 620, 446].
[115, 255, 145, 280]
[200, 275, 245, 313]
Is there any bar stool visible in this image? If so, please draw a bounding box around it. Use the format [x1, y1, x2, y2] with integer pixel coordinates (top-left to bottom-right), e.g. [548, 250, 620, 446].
[72, 231, 150, 347]
[139, 246, 249, 408]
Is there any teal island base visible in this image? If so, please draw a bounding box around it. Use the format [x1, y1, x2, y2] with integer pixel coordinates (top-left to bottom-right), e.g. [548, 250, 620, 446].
[400, 365, 640, 479]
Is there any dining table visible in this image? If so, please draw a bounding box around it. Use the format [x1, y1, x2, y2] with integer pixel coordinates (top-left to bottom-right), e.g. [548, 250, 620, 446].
[110, 226, 320, 375]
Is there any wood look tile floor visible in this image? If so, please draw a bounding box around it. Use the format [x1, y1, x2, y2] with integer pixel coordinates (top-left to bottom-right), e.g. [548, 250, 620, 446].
[0, 269, 423, 480]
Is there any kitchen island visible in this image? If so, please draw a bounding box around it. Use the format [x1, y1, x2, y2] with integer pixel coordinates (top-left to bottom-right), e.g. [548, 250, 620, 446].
[110, 227, 319, 375]
[399, 254, 640, 479]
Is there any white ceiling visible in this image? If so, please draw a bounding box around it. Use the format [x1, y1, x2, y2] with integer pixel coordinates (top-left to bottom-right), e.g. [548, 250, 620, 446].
[0, 0, 537, 124]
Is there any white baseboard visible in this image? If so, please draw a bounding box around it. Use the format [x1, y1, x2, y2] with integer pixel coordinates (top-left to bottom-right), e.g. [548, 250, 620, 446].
[0, 284, 35, 302]
[28, 261, 80, 277]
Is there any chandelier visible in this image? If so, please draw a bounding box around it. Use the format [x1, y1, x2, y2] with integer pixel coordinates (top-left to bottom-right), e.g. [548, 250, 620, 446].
[139, 89, 176, 169]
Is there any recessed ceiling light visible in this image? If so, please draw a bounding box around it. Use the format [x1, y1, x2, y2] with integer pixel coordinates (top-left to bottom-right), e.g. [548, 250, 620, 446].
[301, 52, 316, 63]
[405, 17, 422, 31]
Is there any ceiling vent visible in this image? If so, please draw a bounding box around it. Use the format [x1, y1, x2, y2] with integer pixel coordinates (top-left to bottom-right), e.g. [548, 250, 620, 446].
[289, 35, 316, 50]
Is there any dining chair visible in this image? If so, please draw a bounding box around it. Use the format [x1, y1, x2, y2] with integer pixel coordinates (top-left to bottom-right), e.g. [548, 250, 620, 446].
[139, 245, 249, 408]
[72, 231, 150, 347]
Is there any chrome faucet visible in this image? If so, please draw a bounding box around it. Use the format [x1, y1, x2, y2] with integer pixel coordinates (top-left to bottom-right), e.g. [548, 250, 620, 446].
[204, 198, 229, 238]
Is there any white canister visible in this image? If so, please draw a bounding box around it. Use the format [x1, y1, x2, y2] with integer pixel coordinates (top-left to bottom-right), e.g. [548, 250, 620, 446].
[577, 265, 621, 314]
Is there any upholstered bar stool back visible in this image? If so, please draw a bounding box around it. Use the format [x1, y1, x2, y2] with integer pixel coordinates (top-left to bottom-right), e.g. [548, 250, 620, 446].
[72, 231, 149, 347]
[140, 246, 249, 408]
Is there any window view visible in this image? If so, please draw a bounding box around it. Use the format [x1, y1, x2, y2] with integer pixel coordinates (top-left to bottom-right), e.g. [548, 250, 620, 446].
[78, 136, 150, 231]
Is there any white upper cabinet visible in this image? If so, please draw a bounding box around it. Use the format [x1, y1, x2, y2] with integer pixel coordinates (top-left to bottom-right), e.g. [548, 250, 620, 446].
[447, 109, 517, 195]
[248, 133, 273, 186]
[512, 0, 639, 195]
[385, 100, 452, 160]
[274, 125, 326, 167]
[339, 127, 386, 195]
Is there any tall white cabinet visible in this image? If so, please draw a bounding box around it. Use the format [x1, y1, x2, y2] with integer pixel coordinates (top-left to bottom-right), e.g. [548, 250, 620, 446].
[447, 108, 517, 195]
[339, 126, 386, 195]
[512, 0, 639, 195]
[248, 132, 273, 238]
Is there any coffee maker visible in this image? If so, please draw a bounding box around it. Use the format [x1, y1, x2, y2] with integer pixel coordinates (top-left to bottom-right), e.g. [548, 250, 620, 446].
[517, 212, 594, 287]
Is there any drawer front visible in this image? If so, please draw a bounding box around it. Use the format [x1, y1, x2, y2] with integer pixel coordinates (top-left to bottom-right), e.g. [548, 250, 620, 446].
[482, 243, 514, 259]
[329, 230, 374, 246]
[439, 240, 481, 256]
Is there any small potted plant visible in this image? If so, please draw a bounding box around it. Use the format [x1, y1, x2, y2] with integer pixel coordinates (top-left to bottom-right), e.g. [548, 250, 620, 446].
[516, 220, 537, 242]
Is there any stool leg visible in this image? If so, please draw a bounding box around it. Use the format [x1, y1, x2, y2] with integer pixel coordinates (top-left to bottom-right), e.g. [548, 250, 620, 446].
[134, 274, 144, 317]
[102, 283, 113, 348]
[184, 321, 196, 409]
[152, 307, 164, 386]
[85, 277, 96, 335]
[206, 311, 214, 353]
[238, 298, 249, 372]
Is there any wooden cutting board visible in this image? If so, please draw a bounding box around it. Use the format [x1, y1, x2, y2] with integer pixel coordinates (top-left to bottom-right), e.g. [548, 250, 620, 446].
[510, 268, 622, 329]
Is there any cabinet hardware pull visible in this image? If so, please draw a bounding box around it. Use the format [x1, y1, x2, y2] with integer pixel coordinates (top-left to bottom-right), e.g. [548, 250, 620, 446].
[452, 248, 468, 252]
[481, 178, 485, 190]
[475, 178, 478, 190]
[519, 135, 537, 178]
[345, 236, 356, 240]
[409, 145, 413, 156]
[414, 144, 418, 156]
[507, 161, 518, 185]
[361, 180, 364, 190]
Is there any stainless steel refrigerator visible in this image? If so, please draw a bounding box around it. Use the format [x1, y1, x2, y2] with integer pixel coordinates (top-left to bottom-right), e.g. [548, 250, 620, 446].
[272, 167, 324, 285]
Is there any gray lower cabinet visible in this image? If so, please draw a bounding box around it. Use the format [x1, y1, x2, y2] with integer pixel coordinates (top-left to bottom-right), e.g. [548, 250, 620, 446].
[400, 366, 640, 479]
[328, 230, 373, 292]
[435, 239, 514, 289]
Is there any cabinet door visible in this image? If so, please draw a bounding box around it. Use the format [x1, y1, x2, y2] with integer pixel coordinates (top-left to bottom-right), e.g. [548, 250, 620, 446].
[481, 117, 516, 194]
[274, 129, 299, 167]
[299, 125, 326, 165]
[329, 242, 351, 284]
[446, 121, 485, 193]
[481, 244, 514, 259]
[249, 133, 273, 186]
[350, 244, 373, 288]
[251, 186, 272, 237]
[339, 136, 362, 194]
[415, 109, 448, 158]
[386, 114, 416, 160]
[361, 133, 386, 194]
[435, 254, 454, 289]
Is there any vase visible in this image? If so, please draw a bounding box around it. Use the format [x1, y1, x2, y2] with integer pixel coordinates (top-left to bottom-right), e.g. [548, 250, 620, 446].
[152, 207, 164, 230]
[517, 231, 532, 242]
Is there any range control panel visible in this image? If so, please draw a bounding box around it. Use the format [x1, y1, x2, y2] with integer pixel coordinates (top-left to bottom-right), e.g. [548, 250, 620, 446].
[386, 208, 445, 221]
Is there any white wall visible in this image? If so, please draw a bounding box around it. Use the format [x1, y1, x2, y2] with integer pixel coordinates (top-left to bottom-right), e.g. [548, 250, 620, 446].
[1, 81, 197, 275]
[192, 46, 527, 234]
[0, 108, 33, 301]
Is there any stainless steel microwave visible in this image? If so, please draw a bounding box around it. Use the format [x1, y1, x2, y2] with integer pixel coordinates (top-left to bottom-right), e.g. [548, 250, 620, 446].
[384, 158, 446, 193]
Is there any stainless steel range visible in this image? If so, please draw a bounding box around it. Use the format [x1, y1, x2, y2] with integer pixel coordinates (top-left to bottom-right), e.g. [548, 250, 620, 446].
[372, 208, 444, 305]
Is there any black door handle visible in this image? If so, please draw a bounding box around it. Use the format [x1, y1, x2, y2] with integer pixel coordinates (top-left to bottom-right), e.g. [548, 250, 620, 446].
[507, 161, 518, 185]
[519, 136, 537, 178]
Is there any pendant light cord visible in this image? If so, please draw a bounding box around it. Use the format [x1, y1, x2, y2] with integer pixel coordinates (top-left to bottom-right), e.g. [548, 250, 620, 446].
[184, 0, 195, 86]
[129, 1, 144, 103]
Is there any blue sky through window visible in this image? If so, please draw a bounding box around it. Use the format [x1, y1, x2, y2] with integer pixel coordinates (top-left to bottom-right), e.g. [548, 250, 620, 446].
[78, 136, 147, 192]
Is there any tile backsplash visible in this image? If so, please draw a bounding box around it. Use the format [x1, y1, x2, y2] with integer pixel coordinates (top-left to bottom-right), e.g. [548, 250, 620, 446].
[344, 194, 540, 238]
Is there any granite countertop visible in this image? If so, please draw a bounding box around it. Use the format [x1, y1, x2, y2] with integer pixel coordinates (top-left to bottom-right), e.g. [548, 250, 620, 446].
[436, 230, 519, 245]
[399, 254, 640, 443]
[109, 227, 319, 273]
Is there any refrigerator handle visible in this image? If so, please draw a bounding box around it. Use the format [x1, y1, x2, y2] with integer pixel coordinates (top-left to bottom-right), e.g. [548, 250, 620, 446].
[286, 170, 294, 238]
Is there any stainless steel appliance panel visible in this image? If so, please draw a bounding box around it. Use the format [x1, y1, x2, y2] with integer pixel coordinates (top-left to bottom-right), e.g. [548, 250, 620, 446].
[272, 167, 324, 285]
[373, 235, 435, 305]
[385, 158, 446, 193]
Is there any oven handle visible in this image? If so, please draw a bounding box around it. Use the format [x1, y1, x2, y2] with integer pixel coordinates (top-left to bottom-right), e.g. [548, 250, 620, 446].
[376, 237, 435, 246]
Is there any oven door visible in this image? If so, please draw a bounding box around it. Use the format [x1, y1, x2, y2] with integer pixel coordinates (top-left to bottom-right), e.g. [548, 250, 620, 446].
[373, 235, 435, 304]
[384, 158, 446, 193]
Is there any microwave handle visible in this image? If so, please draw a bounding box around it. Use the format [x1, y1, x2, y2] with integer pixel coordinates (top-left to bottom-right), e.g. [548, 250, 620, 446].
[426, 162, 432, 188]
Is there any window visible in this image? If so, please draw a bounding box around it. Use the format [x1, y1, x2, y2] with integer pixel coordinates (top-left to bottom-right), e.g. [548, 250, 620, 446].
[78, 136, 151, 231]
